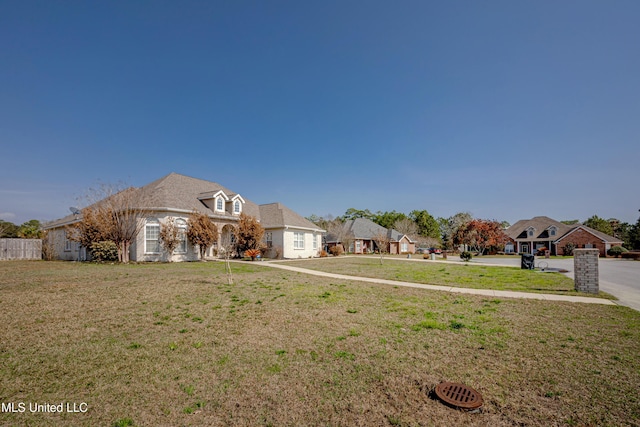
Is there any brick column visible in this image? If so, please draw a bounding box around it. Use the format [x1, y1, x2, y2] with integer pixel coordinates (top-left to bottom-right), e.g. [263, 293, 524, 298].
[574, 248, 599, 294]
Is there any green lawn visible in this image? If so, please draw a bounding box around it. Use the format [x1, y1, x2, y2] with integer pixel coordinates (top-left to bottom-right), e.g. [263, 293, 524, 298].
[1, 261, 638, 426]
[285, 256, 610, 297]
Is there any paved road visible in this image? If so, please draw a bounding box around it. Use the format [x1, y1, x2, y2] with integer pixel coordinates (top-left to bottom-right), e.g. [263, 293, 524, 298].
[468, 256, 640, 312]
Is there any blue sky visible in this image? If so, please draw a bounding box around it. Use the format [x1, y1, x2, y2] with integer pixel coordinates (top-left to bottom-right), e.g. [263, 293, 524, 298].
[1, 0, 639, 226]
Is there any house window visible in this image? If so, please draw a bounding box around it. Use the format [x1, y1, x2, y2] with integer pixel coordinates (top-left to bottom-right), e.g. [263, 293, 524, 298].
[313, 234, 318, 250]
[355, 240, 361, 253]
[64, 233, 72, 252]
[145, 218, 160, 253]
[176, 219, 187, 253]
[549, 227, 557, 236]
[527, 228, 535, 237]
[401, 242, 408, 253]
[585, 243, 594, 248]
[293, 232, 305, 249]
[265, 232, 273, 248]
[216, 197, 224, 212]
[233, 200, 241, 214]
[505, 243, 514, 253]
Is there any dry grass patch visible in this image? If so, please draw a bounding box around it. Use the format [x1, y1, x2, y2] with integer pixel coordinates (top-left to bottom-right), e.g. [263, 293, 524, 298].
[0, 261, 638, 426]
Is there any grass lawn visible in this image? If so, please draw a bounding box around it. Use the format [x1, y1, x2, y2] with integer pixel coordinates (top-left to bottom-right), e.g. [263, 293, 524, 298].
[1, 261, 639, 426]
[285, 256, 610, 297]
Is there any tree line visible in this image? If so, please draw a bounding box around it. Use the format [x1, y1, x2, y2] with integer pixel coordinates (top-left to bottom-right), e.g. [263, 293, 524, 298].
[0, 219, 44, 239]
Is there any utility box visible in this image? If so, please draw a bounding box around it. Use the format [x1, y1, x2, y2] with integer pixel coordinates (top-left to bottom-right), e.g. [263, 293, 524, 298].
[521, 254, 535, 270]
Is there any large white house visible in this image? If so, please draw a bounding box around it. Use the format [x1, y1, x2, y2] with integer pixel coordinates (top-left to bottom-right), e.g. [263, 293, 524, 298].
[43, 173, 324, 261]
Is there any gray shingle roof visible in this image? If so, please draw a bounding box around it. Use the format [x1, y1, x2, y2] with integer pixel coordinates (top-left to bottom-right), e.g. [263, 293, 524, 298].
[45, 172, 284, 228]
[333, 217, 406, 241]
[137, 172, 261, 219]
[506, 216, 572, 241]
[258, 203, 324, 231]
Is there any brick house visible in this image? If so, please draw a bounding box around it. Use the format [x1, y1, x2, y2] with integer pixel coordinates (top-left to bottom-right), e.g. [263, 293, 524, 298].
[325, 217, 415, 255]
[505, 216, 623, 257]
[553, 225, 624, 257]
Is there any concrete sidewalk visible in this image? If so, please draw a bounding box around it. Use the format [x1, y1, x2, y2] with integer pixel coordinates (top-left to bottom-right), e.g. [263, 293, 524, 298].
[258, 260, 617, 306]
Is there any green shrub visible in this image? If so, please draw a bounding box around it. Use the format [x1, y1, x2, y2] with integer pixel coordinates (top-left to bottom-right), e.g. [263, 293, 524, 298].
[459, 251, 472, 262]
[563, 242, 576, 256]
[90, 241, 119, 262]
[607, 246, 628, 257]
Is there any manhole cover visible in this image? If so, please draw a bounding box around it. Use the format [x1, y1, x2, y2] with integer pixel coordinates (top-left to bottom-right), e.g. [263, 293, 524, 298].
[434, 382, 483, 411]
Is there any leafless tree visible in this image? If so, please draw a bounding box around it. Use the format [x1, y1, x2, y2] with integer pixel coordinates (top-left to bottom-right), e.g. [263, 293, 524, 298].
[219, 224, 236, 285]
[393, 218, 419, 239]
[70, 184, 151, 263]
[326, 218, 354, 253]
[372, 231, 391, 265]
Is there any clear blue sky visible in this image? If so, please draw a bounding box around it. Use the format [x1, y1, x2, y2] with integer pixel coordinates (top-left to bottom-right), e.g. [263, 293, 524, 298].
[1, 0, 639, 226]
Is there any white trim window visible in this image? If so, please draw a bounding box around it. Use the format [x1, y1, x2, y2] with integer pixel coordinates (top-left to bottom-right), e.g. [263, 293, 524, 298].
[265, 232, 273, 248]
[176, 219, 187, 253]
[401, 242, 408, 253]
[294, 232, 305, 249]
[233, 200, 241, 214]
[313, 234, 318, 250]
[549, 226, 557, 237]
[145, 218, 161, 253]
[216, 197, 224, 212]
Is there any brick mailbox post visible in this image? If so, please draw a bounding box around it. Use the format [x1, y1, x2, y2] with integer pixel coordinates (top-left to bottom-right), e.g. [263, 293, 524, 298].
[573, 248, 599, 294]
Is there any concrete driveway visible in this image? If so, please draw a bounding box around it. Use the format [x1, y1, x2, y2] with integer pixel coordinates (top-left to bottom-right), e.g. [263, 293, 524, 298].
[468, 256, 640, 312]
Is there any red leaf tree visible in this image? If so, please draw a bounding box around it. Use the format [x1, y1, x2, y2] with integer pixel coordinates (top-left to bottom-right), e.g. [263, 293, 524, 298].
[454, 219, 509, 255]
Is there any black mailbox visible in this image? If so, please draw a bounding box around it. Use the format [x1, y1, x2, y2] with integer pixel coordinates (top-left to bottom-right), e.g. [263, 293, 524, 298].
[521, 254, 535, 270]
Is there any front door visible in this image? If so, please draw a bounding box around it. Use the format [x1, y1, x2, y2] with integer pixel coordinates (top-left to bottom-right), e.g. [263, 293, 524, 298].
[521, 243, 529, 254]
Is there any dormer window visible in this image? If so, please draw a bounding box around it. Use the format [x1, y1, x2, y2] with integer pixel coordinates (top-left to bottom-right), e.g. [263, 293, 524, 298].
[228, 194, 245, 215]
[527, 227, 535, 238]
[216, 197, 224, 212]
[549, 226, 557, 237]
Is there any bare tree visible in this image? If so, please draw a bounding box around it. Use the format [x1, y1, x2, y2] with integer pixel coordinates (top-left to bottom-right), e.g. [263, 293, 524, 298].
[187, 211, 218, 260]
[393, 217, 418, 238]
[219, 224, 236, 285]
[72, 184, 152, 263]
[372, 231, 391, 265]
[326, 218, 354, 253]
[159, 217, 181, 261]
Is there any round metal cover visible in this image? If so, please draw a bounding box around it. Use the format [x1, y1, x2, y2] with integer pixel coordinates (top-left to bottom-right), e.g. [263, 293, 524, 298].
[434, 382, 483, 410]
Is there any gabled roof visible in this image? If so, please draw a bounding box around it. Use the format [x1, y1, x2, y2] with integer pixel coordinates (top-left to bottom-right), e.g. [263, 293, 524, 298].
[506, 215, 623, 245]
[44, 173, 311, 229]
[506, 216, 572, 241]
[258, 203, 324, 232]
[332, 217, 409, 242]
[136, 172, 260, 219]
[553, 225, 624, 244]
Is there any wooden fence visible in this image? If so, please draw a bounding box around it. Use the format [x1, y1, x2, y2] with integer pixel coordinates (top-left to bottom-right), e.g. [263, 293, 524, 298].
[0, 238, 42, 260]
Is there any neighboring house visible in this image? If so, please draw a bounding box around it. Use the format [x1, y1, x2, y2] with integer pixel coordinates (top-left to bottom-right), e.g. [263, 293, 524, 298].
[258, 202, 324, 259]
[326, 217, 415, 255]
[43, 173, 324, 261]
[505, 216, 623, 257]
